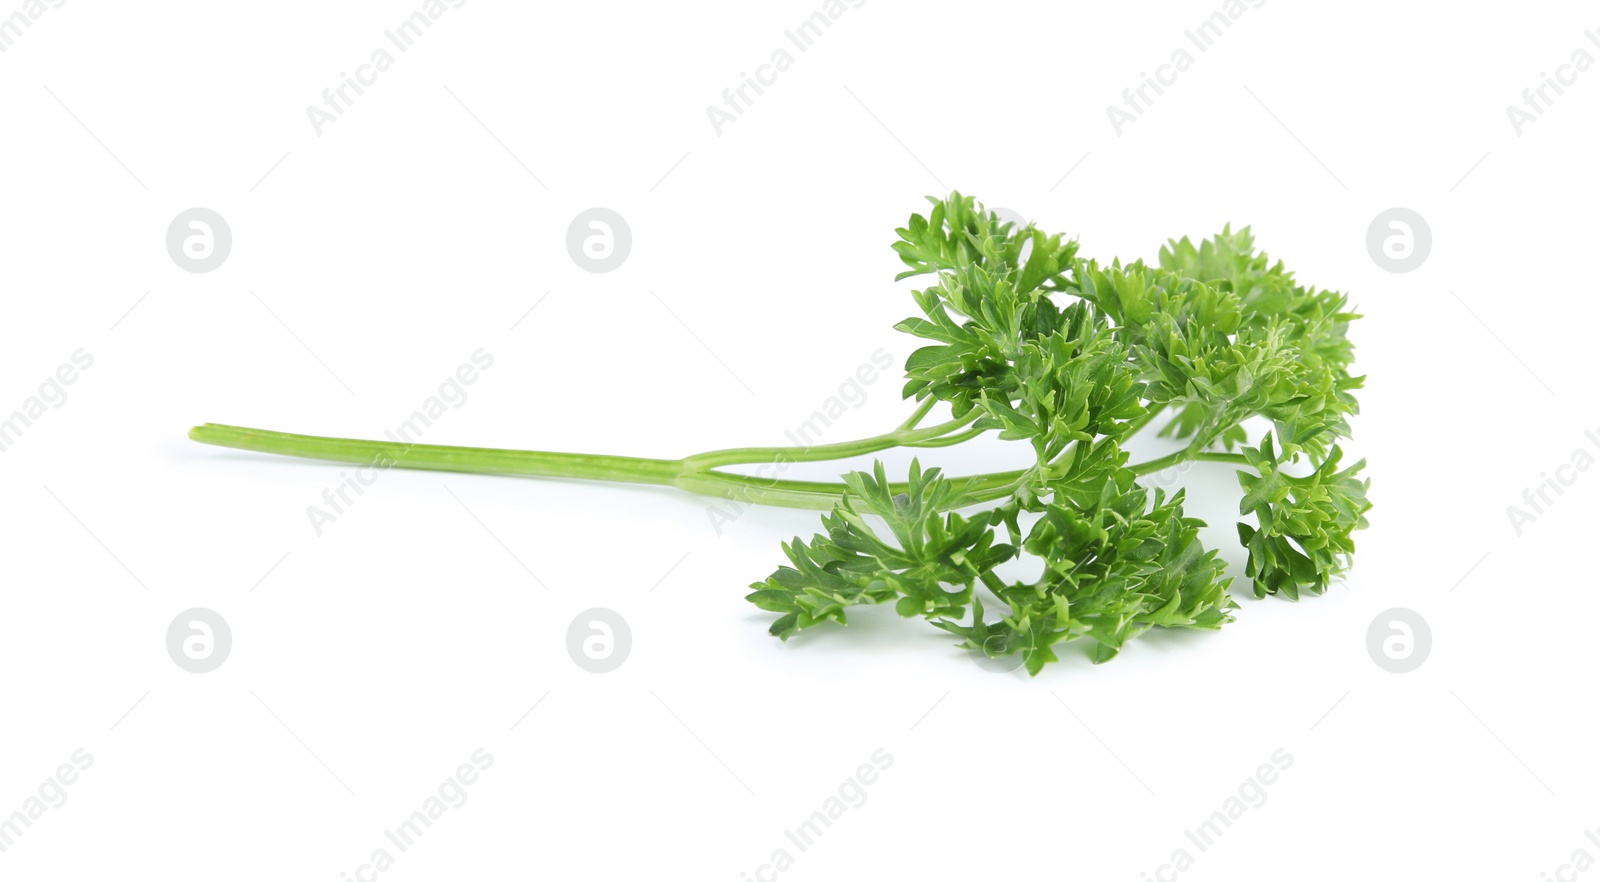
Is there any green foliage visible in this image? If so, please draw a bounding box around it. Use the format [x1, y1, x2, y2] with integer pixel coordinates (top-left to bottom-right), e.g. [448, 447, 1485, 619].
[748, 192, 1369, 673]
[1236, 435, 1371, 600]
[188, 190, 1370, 678]
[747, 460, 1013, 639]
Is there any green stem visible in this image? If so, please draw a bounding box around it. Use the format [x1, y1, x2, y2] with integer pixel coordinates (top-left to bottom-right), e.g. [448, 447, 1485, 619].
[897, 396, 938, 430]
[1128, 450, 1249, 476]
[189, 414, 1244, 515]
[979, 570, 1008, 596]
[189, 419, 1014, 513]
[188, 424, 684, 484]
[680, 410, 980, 470]
[904, 425, 987, 448]
[680, 468, 1026, 511]
[1122, 402, 1168, 438]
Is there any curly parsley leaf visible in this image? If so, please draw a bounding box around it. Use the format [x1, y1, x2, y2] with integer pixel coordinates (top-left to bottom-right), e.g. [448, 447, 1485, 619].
[749, 194, 1369, 673]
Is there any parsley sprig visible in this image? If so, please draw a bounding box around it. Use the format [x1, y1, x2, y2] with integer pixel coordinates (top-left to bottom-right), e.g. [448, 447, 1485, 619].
[192, 192, 1369, 673]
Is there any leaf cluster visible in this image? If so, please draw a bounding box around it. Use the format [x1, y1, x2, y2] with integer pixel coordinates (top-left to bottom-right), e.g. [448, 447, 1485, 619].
[748, 193, 1370, 673]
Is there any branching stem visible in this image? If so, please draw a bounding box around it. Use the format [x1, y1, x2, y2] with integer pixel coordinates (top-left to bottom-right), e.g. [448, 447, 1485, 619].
[190, 412, 1246, 514]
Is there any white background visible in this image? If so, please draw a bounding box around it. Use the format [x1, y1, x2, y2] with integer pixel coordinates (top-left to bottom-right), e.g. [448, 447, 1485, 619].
[3, 1, 1598, 879]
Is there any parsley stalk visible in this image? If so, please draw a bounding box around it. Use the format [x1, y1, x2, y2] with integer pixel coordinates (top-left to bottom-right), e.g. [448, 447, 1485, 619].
[192, 192, 1371, 673]
[189, 414, 1024, 512]
[189, 415, 1237, 511]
